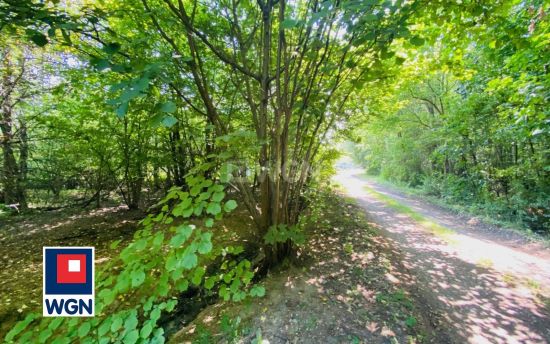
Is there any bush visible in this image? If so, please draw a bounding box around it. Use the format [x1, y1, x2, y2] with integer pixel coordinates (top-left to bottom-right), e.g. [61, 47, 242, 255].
[4, 168, 265, 344]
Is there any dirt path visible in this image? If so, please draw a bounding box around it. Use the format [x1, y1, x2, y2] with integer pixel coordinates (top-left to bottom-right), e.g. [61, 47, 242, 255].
[171, 190, 436, 343]
[335, 164, 550, 343]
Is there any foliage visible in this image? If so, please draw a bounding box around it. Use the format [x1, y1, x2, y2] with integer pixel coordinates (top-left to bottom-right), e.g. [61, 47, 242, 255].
[2, 0, 443, 259]
[264, 224, 305, 246]
[4, 166, 264, 343]
[351, 2, 550, 233]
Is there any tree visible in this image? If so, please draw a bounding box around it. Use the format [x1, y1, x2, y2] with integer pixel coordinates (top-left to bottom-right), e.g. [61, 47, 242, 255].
[350, 1, 550, 232]
[85, 0, 417, 264]
[0, 39, 32, 209]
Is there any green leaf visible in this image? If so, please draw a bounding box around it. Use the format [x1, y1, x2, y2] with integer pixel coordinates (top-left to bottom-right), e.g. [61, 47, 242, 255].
[131, 270, 146, 287]
[223, 271, 233, 283]
[219, 163, 234, 183]
[125, 311, 139, 330]
[224, 200, 237, 212]
[219, 287, 230, 301]
[193, 202, 205, 216]
[48, 318, 64, 331]
[363, 14, 378, 22]
[152, 232, 164, 247]
[165, 299, 177, 312]
[30, 33, 48, 47]
[116, 102, 129, 118]
[109, 81, 127, 92]
[198, 232, 213, 254]
[211, 191, 225, 202]
[38, 329, 53, 343]
[198, 191, 211, 201]
[150, 308, 161, 322]
[51, 337, 70, 344]
[147, 114, 162, 128]
[134, 238, 148, 250]
[176, 225, 193, 239]
[410, 36, 425, 46]
[123, 329, 139, 344]
[190, 184, 202, 196]
[405, 316, 417, 327]
[171, 265, 183, 280]
[176, 279, 189, 291]
[250, 285, 265, 297]
[212, 184, 224, 192]
[192, 267, 205, 285]
[205, 218, 214, 228]
[90, 57, 110, 71]
[111, 63, 127, 73]
[134, 77, 150, 92]
[110, 316, 123, 333]
[170, 233, 187, 248]
[103, 42, 121, 54]
[281, 19, 299, 29]
[159, 101, 177, 113]
[182, 207, 194, 218]
[99, 288, 115, 305]
[173, 197, 192, 216]
[162, 115, 178, 128]
[5, 313, 37, 341]
[140, 322, 153, 339]
[232, 290, 246, 302]
[204, 276, 216, 290]
[206, 202, 221, 215]
[230, 279, 241, 293]
[201, 178, 213, 187]
[98, 319, 111, 336]
[182, 251, 198, 269]
[78, 322, 91, 338]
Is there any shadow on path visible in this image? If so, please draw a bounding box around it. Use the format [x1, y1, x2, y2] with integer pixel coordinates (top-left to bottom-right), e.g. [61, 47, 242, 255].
[335, 166, 550, 344]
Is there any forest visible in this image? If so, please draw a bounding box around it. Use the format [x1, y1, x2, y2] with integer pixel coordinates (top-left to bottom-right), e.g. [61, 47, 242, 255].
[0, 0, 549, 343]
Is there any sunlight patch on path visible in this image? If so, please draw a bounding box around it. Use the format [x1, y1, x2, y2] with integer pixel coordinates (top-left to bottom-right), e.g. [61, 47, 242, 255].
[363, 185, 456, 241]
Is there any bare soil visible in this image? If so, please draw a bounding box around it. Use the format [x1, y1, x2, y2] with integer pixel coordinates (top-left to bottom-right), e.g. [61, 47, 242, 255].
[170, 191, 438, 344]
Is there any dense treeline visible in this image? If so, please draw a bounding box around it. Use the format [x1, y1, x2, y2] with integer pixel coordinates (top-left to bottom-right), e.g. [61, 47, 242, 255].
[350, 3, 549, 232]
[0, 43, 200, 211]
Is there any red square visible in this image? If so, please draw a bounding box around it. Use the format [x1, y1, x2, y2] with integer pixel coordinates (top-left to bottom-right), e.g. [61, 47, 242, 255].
[56, 254, 87, 284]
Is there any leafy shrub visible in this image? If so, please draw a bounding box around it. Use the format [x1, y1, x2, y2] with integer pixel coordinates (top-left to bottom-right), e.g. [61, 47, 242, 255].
[5, 164, 264, 343]
[264, 224, 305, 246]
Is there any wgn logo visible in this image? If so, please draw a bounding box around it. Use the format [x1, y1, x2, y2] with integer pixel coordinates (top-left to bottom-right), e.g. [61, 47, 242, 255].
[43, 247, 95, 317]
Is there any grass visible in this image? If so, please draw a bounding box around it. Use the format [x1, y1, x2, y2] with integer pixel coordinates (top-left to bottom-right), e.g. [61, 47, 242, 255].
[363, 183, 550, 300]
[502, 273, 517, 287]
[526, 279, 541, 291]
[477, 258, 494, 268]
[362, 174, 550, 246]
[363, 185, 456, 241]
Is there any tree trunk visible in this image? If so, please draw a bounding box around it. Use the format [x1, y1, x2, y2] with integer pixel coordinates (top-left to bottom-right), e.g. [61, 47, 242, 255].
[1, 104, 26, 209]
[17, 118, 28, 208]
[1, 49, 27, 209]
